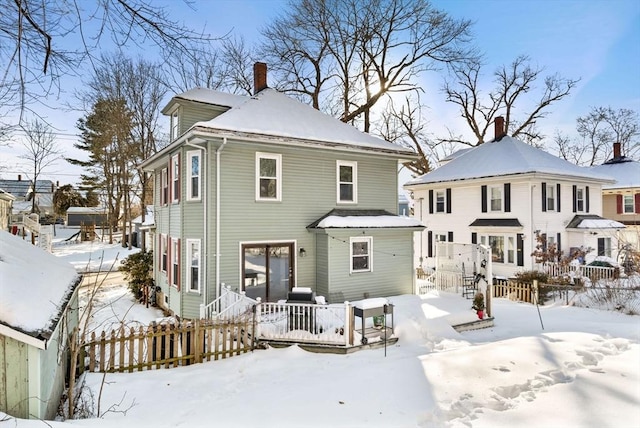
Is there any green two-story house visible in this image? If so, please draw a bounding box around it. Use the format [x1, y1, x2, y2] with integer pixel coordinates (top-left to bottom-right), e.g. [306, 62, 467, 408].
[141, 63, 424, 319]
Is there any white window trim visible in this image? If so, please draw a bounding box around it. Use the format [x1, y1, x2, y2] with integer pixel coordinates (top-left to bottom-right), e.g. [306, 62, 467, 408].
[350, 236, 373, 273]
[186, 150, 201, 201]
[171, 109, 179, 141]
[171, 154, 180, 204]
[256, 152, 282, 202]
[435, 190, 446, 213]
[336, 160, 358, 204]
[161, 168, 168, 206]
[478, 233, 517, 265]
[576, 186, 585, 212]
[160, 234, 168, 273]
[489, 185, 503, 212]
[186, 239, 201, 293]
[171, 238, 179, 288]
[546, 183, 556, 212]
[623, 194, 634, 214]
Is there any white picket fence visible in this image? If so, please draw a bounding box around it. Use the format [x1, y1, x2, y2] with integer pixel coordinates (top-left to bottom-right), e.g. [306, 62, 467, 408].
[543, 263, 619, 281]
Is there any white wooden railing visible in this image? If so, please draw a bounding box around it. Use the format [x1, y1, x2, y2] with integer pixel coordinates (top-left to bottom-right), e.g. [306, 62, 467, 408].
[542, 262, 618, 281]
[200, 285, 258, 320]
[255, 301, 350, 346]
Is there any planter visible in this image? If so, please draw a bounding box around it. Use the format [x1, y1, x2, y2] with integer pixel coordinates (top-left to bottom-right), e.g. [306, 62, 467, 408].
[476, 310, 484, 320]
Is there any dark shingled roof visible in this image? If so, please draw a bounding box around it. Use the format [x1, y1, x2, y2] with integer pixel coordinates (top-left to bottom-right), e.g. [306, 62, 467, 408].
[565, 214, 608, 229]
[469, 218, 523, 228]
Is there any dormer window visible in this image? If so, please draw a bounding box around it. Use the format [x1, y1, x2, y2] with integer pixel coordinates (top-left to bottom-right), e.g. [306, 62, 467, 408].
[171, 109, 180, 141]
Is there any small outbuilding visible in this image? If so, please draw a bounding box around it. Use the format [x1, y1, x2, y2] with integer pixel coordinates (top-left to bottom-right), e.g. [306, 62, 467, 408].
[66, 206, 108, 227]
[0, 231, 82, 419]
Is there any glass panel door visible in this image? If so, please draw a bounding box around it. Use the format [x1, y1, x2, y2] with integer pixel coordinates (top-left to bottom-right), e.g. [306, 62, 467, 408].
[242, 243, 294, 302]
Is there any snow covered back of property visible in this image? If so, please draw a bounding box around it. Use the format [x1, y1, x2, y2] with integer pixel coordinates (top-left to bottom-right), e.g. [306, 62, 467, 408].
[0, 231, 79, 334]
[316, 215, 423, 228]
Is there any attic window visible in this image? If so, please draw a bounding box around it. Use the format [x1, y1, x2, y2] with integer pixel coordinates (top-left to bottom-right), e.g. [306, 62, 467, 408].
[171, 109, 179, 140]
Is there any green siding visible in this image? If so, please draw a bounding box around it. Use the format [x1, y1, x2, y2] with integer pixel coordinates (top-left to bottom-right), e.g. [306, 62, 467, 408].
[179, 104, 226, 135]
[0, 335, 28, 418]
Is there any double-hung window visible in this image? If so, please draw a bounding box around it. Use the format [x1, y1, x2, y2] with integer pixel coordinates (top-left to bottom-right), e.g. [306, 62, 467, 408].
[435, 190, 445, 213]
[161, 168, 168, 205]
[256, 152, 282, 201]
[171, 110, 179, 140]
[623, 195, 634, 213]
[490, 186, 503, 211]
[171, 154, 180, 203]
[187, 239, 201, 293]
[576, 187, 585, 212]
[187, 151, 201, 201]
[546, 184, 556, 211]
[350, 237, 372, 273]
[172, 238, 179, 288]
[160, 235, 168, 272]
[337, 160, 357, 203]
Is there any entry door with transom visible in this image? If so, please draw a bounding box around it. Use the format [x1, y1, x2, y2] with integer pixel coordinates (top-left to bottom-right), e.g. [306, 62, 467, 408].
[242, 243, 294, 302]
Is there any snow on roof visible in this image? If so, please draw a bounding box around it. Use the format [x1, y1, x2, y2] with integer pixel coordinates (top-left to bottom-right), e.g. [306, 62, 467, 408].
[405, 136, 616, 186]
[307, 209, 424, 229]
[566, 214, 625, 229]
[194, 88, 414, 155]
[162, 87, 246, 113]
[67, 206, 107, 213]
[591, 159, 640, 189]
[0, 231, 80, 336]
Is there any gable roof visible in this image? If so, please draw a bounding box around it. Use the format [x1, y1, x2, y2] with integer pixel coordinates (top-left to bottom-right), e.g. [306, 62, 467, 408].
[0, 231, 81, 346]
[590, 158, 640, 189]
[404, 136, 615, 186]
[0, 179, 54, 198]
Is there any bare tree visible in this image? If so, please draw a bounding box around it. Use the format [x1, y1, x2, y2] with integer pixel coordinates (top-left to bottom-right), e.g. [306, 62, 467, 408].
[260, 0, 475, 132]
[0, 0, 215, 122]
[553, 106, 639, 165]
[19, 118, 59, 213]
[442, 55, 579, 145]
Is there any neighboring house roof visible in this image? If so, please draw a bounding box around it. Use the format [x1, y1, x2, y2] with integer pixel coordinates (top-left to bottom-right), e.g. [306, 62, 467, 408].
[469, 218, 523, 228]
[12, 200, 34, 213]
[0, 231, 81, 347]
[0, 179, 54, 198]
[404, 136, 615, 186]
[67, 206, 107, 214]
[0, 189, 16, 201]
[132, 206, 155, 227]
[565, 214, 625, 229]
[307, 209, 425, 229]
[590, 158, 640, 189]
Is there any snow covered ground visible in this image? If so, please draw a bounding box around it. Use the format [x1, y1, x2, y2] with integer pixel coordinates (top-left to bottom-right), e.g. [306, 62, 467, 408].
[2, 228, 639, 427]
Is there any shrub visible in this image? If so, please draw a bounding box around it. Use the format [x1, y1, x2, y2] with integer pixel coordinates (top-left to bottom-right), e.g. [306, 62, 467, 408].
[514, 270, 549, 283]
[119, 250, 153, 298]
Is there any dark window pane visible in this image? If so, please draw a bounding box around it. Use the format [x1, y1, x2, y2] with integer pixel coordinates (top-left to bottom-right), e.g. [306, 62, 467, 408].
[340, 183, 353, 201]
[260, 158, 276, 177]
[260, 178, 276, 198]
[339, 165, 352, 182]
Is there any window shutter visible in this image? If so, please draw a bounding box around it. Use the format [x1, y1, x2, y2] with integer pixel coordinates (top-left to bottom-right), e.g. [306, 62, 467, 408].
[504, 183, 511, 212]
[597, 238, 605, 256]
[572, 185, 577, 213]
[471, 232, 477, 244]
[556, 183, 561, 212]
[429, 190, 434, 214]
[616, 195, 623, 214]
[586, 186, 590, 213]
[636, 193, 640, 213]
[481, 185, 487, 213]
[176, 154, 181, 201]
[517, 233, 524, 267]
[447, 231, 453, 242]
[167, 237, 171, 281]
[446, 188, 452, 213]
[158, 235, 162, 272]
[556, 233, 562, 261]
[541, 183, 547, 212]
[427, 231, 433, 258]
[168, 162, 172, 203]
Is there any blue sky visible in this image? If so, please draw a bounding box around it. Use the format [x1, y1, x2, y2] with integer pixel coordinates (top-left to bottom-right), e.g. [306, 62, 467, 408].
[2, 0, 639, 184]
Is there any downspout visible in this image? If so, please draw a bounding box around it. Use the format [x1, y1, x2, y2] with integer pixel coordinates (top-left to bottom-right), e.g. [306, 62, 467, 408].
[216, 138, 227, 300]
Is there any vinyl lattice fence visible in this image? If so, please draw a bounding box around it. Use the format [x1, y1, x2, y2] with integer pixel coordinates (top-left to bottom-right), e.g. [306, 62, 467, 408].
[75, 318, 254, 374]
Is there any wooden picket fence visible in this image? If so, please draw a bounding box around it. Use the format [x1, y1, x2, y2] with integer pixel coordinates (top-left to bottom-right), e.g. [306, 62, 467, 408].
[75, 318, 254, 374]
[492, 280, 537, 304]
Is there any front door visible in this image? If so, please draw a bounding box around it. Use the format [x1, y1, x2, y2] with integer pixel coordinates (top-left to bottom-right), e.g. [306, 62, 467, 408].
[242, 243, 294, 302]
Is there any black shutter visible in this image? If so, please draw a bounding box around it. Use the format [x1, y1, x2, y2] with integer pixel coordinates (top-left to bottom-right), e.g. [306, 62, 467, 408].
[572, 185, 577, 213]
[429, 190, 434, 214]
[446, 188, 452, 213]
[517, 233, 524, 266]
[556, 233, 562, 260]
[471, 232, 477, 244]
[541, 183, 547, 212]
[504, 183, 511, 212]
[481, 185, 487, 213]
[427, 231, 433, 258]
[448, 231, 454, 242]
[557, 183, 561, 212]
[586, 186, 590, 213]
[597, 238, 604, 256]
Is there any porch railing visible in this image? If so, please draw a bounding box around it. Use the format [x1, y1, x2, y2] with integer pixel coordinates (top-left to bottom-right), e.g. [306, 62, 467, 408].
[200, 285, 258, 320]
[542, 262, 619, 281]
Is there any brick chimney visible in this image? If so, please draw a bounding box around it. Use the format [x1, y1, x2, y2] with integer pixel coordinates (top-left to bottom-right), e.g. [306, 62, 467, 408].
[18, 174, 21, 181]
[494, 116, 505, 140]
[613, 142, 621, 159]
[253, 62, 268, 95]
